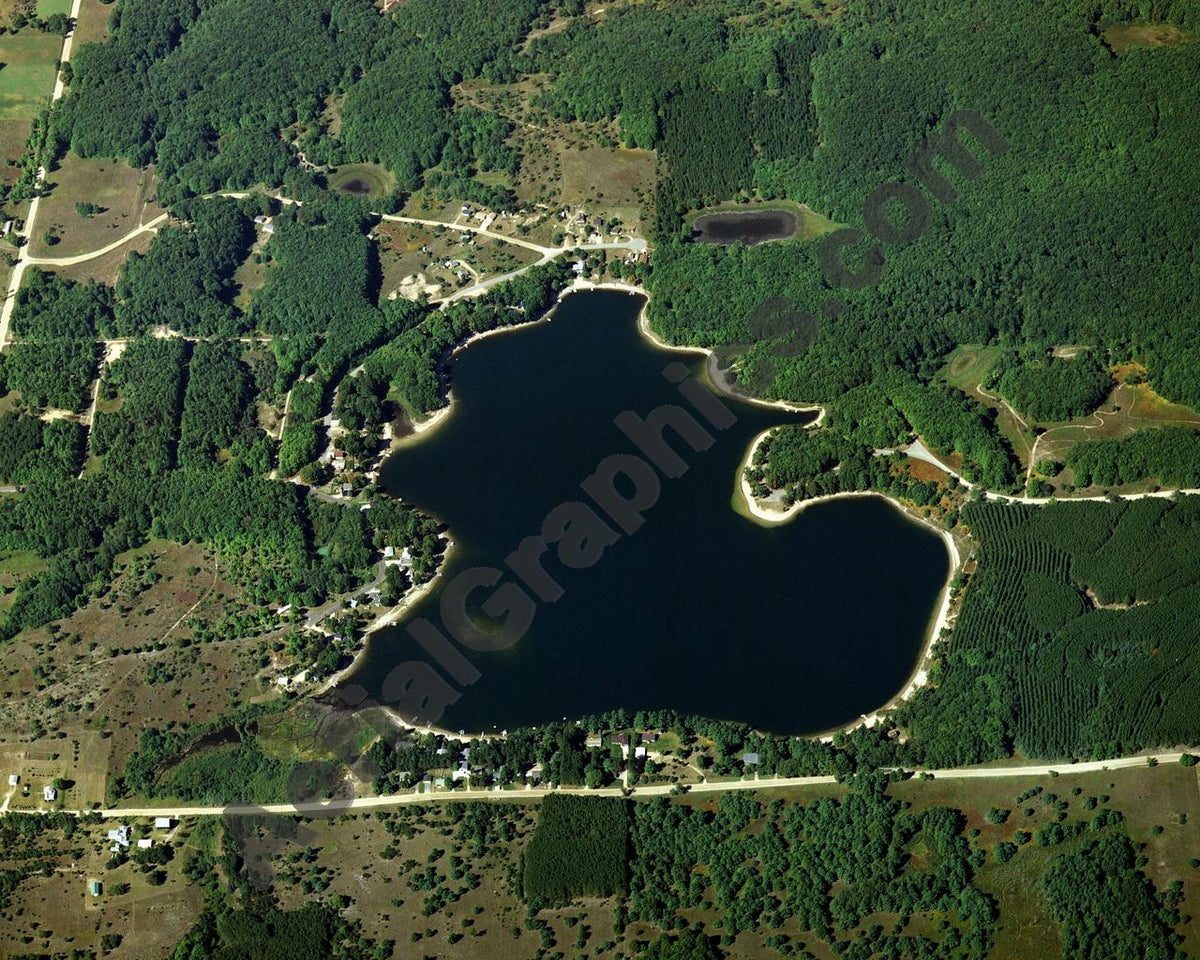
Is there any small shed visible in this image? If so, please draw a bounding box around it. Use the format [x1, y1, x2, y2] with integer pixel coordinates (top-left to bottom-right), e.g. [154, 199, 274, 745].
[89, 880, 102, 897]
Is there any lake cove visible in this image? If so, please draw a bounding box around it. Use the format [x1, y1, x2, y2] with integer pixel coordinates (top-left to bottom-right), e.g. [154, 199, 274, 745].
[691, 208, 797, 245]
[350, 290, 950, 734]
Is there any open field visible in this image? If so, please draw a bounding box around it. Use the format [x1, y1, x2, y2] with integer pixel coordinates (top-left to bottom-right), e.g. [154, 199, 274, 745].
[1029, 381, 1200, 490]
[74, 0, 113, 45]
[0, 540, 290, 773]
[1103, 22, 1195, 53]
[268, 802, 625, 960]
[0, 28, 60, 120]
[559, 143, 656, 232]
[0, 115, 29, 190]
[28, 156, 162, 258]
[44, 228, 153, 283]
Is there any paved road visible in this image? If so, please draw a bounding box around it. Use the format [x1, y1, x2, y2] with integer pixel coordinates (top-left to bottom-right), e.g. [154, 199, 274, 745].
[24, 751, 1184, 820]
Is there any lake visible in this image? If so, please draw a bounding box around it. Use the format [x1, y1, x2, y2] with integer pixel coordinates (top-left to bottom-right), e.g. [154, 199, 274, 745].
[692, 209, 797, 246]
[347, 290, 950, 734]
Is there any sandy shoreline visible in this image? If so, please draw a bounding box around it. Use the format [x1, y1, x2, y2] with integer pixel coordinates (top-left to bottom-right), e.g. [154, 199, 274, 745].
[312, 537, 456, 697]
[335, 281, 946, 743]
[732, 427, 962, 739]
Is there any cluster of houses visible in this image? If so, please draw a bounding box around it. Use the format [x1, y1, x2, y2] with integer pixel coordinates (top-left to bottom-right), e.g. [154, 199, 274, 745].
[387, 731, 674, 796]
[557, 207, 624, 246]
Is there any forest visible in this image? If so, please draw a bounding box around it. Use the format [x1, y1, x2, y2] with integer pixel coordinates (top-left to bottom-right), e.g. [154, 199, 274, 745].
[1067, 427, 1200, 489]
[522, 795, 629, 900]
[629, 778, 995, 958]
[901, 496, 1200, 765]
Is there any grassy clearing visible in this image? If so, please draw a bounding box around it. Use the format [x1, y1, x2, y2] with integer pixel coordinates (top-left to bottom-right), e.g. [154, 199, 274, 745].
[1032, 381, 1200, 489]
[46, 228, 152, 284]
[269, 803, 596, 960]
[29, 156, 162, 258]
[0, 115, 29, 188]
[36, 0, 71, 14]
[559, 143, 656, 231]
[73, 0, 113, 46]
[0, 29, 60, 120]
[938, 344, 1001, 393]
[1103, 22, 1195, 54]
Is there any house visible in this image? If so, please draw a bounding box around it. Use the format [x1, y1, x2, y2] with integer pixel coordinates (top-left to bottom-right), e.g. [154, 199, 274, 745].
[613, 733, 631, 758]
[585, 735, 602, 748]
[741, 752, 760, 766]
[434, 777, 447, 789]
[525, 762, 543, 785]
[137, 838, 153, 850]
[572, 260, 585, 275]
[634, 746, 647, 761]
[383, 546, 395, 559]
[6, 774, 16, 787]
[89, 880, 102, 898]
[398, 547, 413, 568]
[107, 826, 131, 847]
[42, 785, 56, 802]
[154, 817, 173, 830]
[262, 222, 275, 235]
[275, 675, 290, 687]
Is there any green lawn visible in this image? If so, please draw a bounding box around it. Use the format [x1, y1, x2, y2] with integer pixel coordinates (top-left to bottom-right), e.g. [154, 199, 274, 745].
[0, 31, 61, 120]
[37, 0, 73, 15]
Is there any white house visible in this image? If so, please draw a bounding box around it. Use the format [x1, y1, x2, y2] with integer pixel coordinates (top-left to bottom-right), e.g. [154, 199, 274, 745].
[137, 838, 153, 850]
[42, 785, 56, 802]
[6, 774, 17, 787]
[154, 817, 173, 830]
[107, 826, 131, 849]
